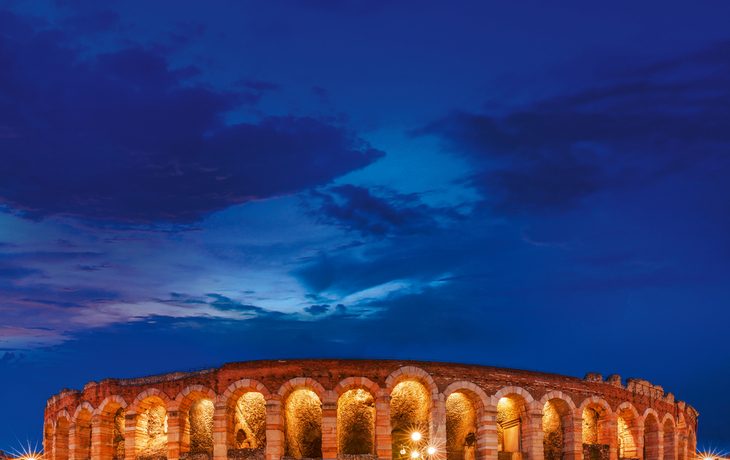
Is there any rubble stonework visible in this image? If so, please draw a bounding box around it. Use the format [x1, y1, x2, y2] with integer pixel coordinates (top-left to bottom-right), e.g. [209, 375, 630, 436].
[43, 359, 698, 460]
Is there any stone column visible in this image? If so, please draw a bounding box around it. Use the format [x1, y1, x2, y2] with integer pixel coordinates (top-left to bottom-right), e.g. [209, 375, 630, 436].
[90, 416, 103, 460]
[663, 429, 677, 460]
[124, 414, 137, 460]
[598, 414, 618, 460]
[644, 425, 662, 460]
[562, 411, 583, 460]
[265, 396, 284, 460]
[431, 396, 447, 454]
[522, 407, 544, 460]
[213, 401, 228, 460]
[477, 406, 498, 460]
[321, 392, 339, 460]
[628, 423, 643, 460]
[68, 424, 79, 460]
[375, 391, 392, 460]
[167, 411, 181, 460]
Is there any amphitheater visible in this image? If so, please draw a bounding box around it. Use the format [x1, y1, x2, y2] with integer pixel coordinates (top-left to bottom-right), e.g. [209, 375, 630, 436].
[42, 359, 698, 460]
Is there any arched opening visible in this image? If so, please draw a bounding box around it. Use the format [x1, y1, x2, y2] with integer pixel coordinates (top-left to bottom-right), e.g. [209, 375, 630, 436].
[582, 404, 610, 460]
[57, 417, 70, 460]
[99, 402, 126, 460]
[446, 392, 477, 460]
[662, 419, 676, 460]
[228, 391, 267, 453]
[45, 423, 55, 460]
[180, 397, 214, 460]
[337, 388, 375, 455]
[543, 399, 572, 460]
[135, 396, 168, 460]
[283, 388, 322, 459]
[617, 410, 638, 460]
[73, 408, 92, 460]
[390, 380, 431, 460]
[643, 415, 660, 460]
[497, 396, 528, 460]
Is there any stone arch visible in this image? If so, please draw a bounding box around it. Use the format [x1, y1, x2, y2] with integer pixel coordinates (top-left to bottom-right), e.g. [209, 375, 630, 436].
[493, 386, 535, 458]
[686, 429, 696, 460]
[676, 413, 687, 460]
[643, 409, 661, 460]
[443, 382, 487, 460]
[222, 379, 270, 452]
[333, 377, 380, 398]
[580, 396, 614, 457]
[56, 411, 71, 460]
[72, 403, 94, 460]
[97, 396, 128, 460]
[279, 378, 325, 459]
[174, 385, 218, 459]
[616, 402, 641, 459]
[388, 368, 437, 457]
[540, 392, 579, 460]
[131, 389, 172, 458]
[661, 415, 676, 460]
[335, 378, 378, 456]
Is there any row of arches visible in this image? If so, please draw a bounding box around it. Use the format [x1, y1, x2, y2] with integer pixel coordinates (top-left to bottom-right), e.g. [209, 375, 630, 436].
[44, 368, 697, 460]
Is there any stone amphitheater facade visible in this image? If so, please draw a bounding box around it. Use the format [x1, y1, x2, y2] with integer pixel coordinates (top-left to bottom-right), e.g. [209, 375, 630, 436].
[42, 359, 698, 460]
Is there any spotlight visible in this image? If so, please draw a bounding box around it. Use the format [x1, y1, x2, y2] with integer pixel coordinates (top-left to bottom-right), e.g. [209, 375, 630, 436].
[427, 447, 436, 455]
[411, 452, 420, 458]
[412, 432, 422, 441]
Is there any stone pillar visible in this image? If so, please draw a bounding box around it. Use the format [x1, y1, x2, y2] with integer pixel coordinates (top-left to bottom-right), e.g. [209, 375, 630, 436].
[167, 411, 181, 460]
[124, 414, 137, 460]
[265, 396, 284, 460]
[375, 391, 392, 460]
[90, 416, 103, 460]
[663, 429, 677, 460]
[477, 406, 498, 460]
[431, 396, 447, 454]
[213, 401, 228, 460]
[68, 424, 79, 460]
[645, 425, 662, 460]
[321, 392, 338, 460]
[628, 423, 643, 460]
[522, 407, 544, 460]
[598, 414, 618, 460]
[562, 411, 583, 460]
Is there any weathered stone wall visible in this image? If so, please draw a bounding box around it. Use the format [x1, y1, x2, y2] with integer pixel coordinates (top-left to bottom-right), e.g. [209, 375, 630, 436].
[43, 359, 699, 460]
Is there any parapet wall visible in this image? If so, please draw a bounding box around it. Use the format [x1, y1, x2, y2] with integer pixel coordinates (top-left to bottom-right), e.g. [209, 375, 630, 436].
[43, 359, 698, 460]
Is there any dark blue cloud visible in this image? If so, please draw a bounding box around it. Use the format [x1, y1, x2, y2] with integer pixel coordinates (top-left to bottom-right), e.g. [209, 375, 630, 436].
[307, 185, 453, 237]
[0, 10, 384, 225]
[419, 40, 730, 215]
[304, 304, 329, 315]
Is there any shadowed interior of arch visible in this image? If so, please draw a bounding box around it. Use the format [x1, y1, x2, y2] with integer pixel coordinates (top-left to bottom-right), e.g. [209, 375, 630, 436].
[542, 400, 569, 460]
[337, 388, 375, 455]
[136, 397, 168, 460]
[390, 380, 430, 460]
[283, 388, 322, 459]
[446, 392, 476, 460]
[180, 398, 214, 459]
[497, 396, 524, 459]
[74, 408, 92, 460]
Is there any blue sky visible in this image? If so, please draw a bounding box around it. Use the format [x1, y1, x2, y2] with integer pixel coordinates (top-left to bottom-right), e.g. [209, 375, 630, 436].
[1, 0, 729, 453]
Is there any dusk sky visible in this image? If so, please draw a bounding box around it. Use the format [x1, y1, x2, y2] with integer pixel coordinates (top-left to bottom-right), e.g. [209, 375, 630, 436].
[1, 0, 730, 453]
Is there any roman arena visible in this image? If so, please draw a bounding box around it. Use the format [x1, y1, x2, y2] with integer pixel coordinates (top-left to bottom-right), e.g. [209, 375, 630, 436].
[42, 359, 698, 460]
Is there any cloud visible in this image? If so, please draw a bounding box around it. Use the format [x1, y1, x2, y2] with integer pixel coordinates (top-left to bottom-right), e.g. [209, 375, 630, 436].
[419, 40, 730, 215]
[306, 185, 452, 237]
[304, 304, 329, 315]
[0, 10, 384, 225]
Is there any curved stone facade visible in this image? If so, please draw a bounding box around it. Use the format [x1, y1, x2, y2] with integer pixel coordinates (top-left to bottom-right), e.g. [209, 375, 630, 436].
[43, 359, 698, 460]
